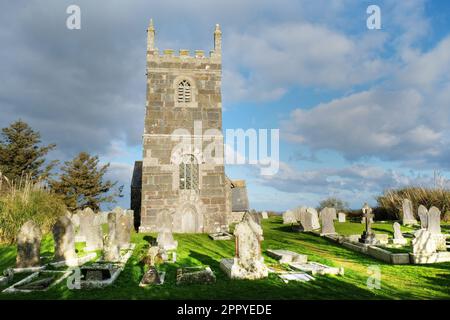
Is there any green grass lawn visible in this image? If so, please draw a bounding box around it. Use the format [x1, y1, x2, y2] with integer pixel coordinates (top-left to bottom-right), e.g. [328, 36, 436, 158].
[1, 217, 450, 300]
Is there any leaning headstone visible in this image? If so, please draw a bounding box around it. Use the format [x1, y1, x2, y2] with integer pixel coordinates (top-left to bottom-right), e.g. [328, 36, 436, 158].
[282, 210, 296, 224]
[261, 211, 269, 219]
[320, 208, 336, 235]
[418, 205, 428, 229]
[359, 203, 376, 244]
[306, 207, 320, 230]
[402, 198, 418, 225]
[16, 221, 42, 268]
[103, 211, 120, 262]
[392, 222, 407, 245]
[52, 216, 77, 266]
[412, 229, 436, 255]
[220, 212, 268, 279]
[338, 212, 346, 223]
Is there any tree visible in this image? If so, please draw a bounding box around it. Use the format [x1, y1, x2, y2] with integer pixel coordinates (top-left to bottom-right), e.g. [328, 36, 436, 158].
[0, 120, 57, 182]
[50, 152, 122, 212]
[318, 197, 349, 212]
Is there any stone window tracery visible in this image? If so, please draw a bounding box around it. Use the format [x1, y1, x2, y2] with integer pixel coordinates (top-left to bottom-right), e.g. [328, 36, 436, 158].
[179, 154, 198, 190]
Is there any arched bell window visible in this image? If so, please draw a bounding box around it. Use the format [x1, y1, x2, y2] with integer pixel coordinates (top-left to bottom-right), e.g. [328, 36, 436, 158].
[177, 80, 192, 103]
[179, 154, 199, 190]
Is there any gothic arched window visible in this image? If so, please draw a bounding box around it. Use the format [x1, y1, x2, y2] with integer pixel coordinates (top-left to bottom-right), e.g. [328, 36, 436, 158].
[179, 154, 199, 190]
[177, 80, 192, 103]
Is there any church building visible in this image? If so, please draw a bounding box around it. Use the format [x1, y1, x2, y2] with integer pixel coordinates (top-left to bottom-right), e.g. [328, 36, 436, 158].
[131, 20, 248, 233]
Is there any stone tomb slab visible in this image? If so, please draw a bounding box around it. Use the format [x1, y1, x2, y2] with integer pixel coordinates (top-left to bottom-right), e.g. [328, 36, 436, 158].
[208, 232, 233, 241]
[277, 272, 315, 283]
[288, 262, 344, 276]
[266, 249, 307, 264]
[176, 266, 216, 285]
[2, 270, 72, 293]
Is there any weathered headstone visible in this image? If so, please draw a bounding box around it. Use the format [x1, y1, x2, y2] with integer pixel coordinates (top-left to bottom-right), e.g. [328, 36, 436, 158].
[78, 208, 103, 251]
[52, 216, 77, 266]
[359, 203, 376, 244]
[16, 221, 42, 268]
[261, 211, 269, 219]
[320, 208, 336, 235]
[157, 230, 178, 251]
[104, 211, 120, 262]
[338, 212, 346, 223]
[412, 229, 437, 255]
[305, 207, 320, 231]
[282, 210, 296, 224]
[392, 222, 407, 245]
[402, 198, 417, 225]
[427, 207, 446, 251]
[220, 212, 268, 279]
[114, 207, 133, 249]
[427, 206, 441, 235]
[418, 205, 428, 229]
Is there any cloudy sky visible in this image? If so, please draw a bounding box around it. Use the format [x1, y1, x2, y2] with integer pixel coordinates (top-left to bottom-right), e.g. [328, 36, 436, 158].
[1, 0, 449, 211]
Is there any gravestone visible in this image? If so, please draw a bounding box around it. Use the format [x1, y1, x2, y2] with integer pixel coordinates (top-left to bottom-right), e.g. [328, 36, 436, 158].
[220, 212, 268, 279]
[402, 198, 418, 225]
[320, 208, 336, 235]
[157, 230, 178, 251]
[16, 221, 42, 268]
[104, 211, 120, 262]
[305, 207, 320, 230]
[418, 205, 428, 229]
[427, 207, 446, 251]
[338, 212, 346, 223]
[261, 211, 269, 219]
[359, 203, 376, 244]
[115, 208, 133, 249]
[412, 229, 437, 255]
[78, 208, 103, 251]
[392, 222, 407, 245]
[52, 216, 77, 266]
[282, 210, 296, 224]
[427, 206, 441, 235]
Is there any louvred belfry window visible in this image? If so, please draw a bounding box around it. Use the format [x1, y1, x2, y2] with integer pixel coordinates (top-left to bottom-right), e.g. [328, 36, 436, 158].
[179, 154, 199, 190]
[177, 80, 192, 103]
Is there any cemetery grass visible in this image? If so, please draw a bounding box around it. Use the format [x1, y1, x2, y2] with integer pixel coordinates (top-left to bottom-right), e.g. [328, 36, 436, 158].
[1, 217, 450, 299]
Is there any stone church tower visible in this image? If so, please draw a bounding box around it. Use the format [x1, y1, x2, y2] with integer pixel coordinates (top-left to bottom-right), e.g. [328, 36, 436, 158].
[131, 20, 230, 233]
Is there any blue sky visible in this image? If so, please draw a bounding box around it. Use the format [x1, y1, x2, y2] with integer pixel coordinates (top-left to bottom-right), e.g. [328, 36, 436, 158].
[1, 0, 449, 211]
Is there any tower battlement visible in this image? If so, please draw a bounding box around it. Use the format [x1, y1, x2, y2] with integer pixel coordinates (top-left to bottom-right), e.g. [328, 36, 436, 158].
[146, 20, 221, 64]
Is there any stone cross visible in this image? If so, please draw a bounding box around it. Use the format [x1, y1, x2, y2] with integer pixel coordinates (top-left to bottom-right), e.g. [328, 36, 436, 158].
[418, 205, 428, 229]
[52, 216, 77, 265]
[359, 203, 376, 244]
[402, 198, 418, 225]
[16, 220, 42, 268]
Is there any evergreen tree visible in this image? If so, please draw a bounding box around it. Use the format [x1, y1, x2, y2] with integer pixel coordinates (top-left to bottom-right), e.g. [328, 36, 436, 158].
[50, 152, 122, 211]
[0, 120, 57, 181]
